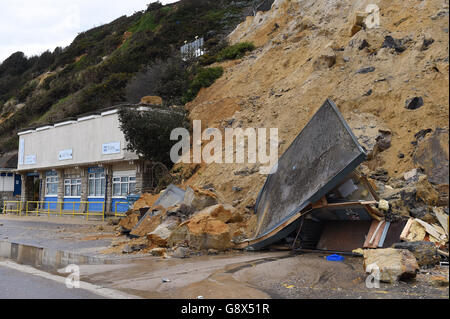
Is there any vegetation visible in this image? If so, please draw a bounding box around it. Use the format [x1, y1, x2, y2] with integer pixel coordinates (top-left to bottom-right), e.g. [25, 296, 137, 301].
[200, 41, 255, 65]
[0, 0, 255, 153]
[182, 67, 224, 103]
[118, 106, 190, 167]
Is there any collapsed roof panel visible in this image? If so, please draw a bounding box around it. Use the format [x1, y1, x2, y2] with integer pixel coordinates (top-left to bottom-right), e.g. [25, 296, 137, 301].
[243, 99, 367, 250]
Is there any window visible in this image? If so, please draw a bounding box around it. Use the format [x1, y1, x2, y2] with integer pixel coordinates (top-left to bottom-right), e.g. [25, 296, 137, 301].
[88, 173, 105, 197]
[45, 171, 58, 195]
[113, 176, 136, 197]
[64, 179, 81, 197]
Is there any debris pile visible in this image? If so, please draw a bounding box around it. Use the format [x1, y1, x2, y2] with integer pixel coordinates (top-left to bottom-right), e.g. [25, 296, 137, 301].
[107, 185, 252, 256]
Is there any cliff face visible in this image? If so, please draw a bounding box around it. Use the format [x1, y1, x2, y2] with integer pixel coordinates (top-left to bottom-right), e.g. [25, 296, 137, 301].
[183, 0, 449, 211]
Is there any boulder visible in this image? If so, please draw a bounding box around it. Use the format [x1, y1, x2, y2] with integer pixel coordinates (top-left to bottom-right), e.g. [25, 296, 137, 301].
[183, 187, 218, 211]
[118, 213, 140, 231]
[140, 96, 163, 105]
[415, 175, 440, 206]
[168, 204, 235, 250]
[172, 246, 190, 258]
[413, 128, 449, 185]
[313, 47, 336, 71]
[392, 241, 439, 268]
[130, 211, 164, 237]
[146, 217, 181, 247]
[363, 248, 419, 283]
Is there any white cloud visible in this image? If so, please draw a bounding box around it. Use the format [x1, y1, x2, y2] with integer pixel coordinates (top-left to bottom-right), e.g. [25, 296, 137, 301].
[0, 0, 179, 62]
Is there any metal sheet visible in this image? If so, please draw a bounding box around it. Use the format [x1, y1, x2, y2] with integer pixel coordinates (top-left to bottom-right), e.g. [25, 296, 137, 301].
[249, 99, 366, 250]
[131, 184, 185, 234]
[153, 184, 186, 208]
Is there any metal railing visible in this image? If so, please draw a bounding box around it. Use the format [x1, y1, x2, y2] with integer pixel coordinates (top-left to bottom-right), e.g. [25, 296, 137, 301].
[1, 201, 105, 221]
[2, 201, 22, 215]
[114, 201, 129, 217]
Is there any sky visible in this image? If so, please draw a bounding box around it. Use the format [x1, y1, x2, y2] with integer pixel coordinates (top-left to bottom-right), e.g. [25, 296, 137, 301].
[0, 0, 179, 63]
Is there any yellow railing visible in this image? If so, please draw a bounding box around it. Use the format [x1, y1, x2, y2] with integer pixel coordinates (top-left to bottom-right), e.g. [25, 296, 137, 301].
[24, 201, 105, 221]
[2, 201, 22, 215]
[114, 201, 129, 217]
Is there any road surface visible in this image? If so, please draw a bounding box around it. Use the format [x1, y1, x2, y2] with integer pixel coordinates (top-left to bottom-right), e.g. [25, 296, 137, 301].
[0, 263, 105, 299]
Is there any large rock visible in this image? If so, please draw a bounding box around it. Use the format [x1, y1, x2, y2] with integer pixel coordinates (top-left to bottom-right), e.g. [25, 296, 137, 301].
[168, 204, 235, 250]
[146, 217, 181, 247]
[392, 241, 439, 268]
[363, 248, 419, 283]
[183, 187, 218, 211]
[313, 47, 336, 70]
[140, 96, 163, 105]
[118, 213, 140, 231]
[415, 175, 440, 206]
[413, 128, 449, 185]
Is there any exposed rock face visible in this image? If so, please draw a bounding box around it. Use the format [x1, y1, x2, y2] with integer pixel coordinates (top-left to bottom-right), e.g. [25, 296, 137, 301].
[168, 204, 235, 250]
[182, 0, 449, 216]
[392, 241, 439, 268]
[140, 96, 163, 105]
[363, 248, 419, 283]
[413, 128, 449, 185]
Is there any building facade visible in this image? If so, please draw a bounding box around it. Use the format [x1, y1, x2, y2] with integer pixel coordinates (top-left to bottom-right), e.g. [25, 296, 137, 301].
[16, 106, 152, 214]
[0, 151, 21, 205]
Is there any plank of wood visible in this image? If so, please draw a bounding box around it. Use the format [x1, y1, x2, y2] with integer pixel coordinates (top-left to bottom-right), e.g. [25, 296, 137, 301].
[415, 218, 445, 241]
[400, 218, 414, 241]
[364, 220, 385, 248]
[433, 208, 449, 236]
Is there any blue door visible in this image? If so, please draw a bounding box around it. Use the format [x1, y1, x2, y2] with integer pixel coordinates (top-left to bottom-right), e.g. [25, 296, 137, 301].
[13, 174, 21, 196]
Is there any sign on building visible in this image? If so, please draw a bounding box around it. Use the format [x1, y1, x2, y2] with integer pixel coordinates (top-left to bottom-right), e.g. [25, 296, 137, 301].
[25, 154, 36, 165]
[102, 142, 121, 155]
[59, 149, 73, 161]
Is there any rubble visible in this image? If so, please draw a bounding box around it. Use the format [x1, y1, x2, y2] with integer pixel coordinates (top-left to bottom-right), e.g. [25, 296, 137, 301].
[183, 186, 218, 211]
[168, 204, 236, 250]
[392, 241, 439, 268]
[118, 212, 141, 232]
[172, 246, 190, 258]
[363, 248, 419, 283]
[413, 128, 449, 185]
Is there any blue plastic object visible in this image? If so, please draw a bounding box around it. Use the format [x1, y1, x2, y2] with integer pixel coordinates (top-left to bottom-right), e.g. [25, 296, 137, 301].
[326, 254, 345, 262]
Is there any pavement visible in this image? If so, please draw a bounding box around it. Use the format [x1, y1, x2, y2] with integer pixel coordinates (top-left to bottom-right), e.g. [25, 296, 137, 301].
[0, 214, 448, 299]
[0, 262, 105, 299]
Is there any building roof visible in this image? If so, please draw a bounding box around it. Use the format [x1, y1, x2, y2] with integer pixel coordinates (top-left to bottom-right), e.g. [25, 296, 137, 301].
[17, 103, 160, 135]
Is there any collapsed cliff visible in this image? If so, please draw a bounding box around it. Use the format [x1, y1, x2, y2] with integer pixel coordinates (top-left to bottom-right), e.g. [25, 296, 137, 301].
[180, 0, 449, 219]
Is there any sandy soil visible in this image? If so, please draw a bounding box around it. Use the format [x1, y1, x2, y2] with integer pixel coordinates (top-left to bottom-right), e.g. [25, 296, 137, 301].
[180, 0, 449, 226]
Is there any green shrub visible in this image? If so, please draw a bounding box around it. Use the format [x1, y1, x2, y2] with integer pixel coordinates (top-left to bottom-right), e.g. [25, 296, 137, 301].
[118, 106, 190, 167]
[216, 42, 255, 61]
[182, 67, 223, 103]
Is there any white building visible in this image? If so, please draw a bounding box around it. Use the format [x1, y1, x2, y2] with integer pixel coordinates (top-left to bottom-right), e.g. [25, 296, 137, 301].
[16, 105, 156, 214]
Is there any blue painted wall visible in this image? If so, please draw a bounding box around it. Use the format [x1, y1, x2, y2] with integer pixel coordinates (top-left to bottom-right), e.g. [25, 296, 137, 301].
[43, 197, 58, 210]
[87, 198, 105, 212]
[111, 198, 129, 213]
[63, 198, 81, 211]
